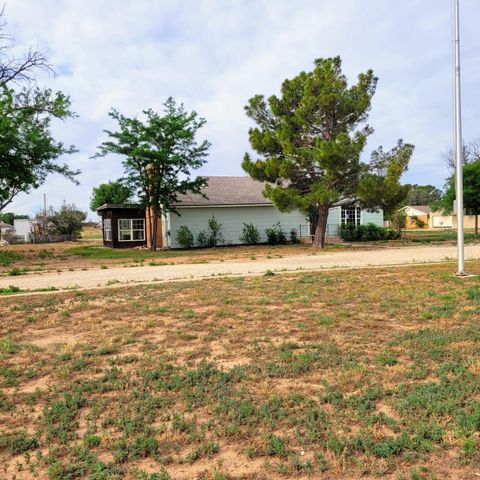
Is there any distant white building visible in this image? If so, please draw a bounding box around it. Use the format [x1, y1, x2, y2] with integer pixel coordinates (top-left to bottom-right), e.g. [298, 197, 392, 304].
[13, 219, 33, 242]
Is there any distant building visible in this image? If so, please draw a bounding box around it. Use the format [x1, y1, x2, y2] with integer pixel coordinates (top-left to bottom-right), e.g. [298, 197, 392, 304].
[13, 219, 34, 242]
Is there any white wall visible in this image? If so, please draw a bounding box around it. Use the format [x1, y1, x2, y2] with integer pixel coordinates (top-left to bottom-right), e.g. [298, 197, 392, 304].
[13, 219, 33, 241]
[168, 206, 307, 248]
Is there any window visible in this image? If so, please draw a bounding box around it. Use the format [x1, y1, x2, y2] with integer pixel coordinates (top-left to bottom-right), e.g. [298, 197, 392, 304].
[103, 219, 112, 241]
[341, 206, 361, 226]
[118, 218, 145, 241]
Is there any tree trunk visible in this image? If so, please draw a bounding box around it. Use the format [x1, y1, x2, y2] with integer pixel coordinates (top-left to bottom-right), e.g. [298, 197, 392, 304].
[146, 203, 155, 252]
[475, 212, 478, 237]
[151, 209, 159, 252]
[313, 205, 329, 248]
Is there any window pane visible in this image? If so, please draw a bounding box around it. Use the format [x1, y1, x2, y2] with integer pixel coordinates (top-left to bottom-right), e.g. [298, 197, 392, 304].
[118, 219, 131, 230]
[132, 230, 144, 240]
[132, 219, 144, 230]
[119, 230, 132, 241]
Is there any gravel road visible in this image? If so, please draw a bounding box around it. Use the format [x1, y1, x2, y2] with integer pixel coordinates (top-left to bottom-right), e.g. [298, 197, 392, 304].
[1, 244, 479, 292]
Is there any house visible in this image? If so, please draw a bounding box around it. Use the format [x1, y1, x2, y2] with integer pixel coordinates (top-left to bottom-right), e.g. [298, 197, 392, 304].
[97, 176, 384, 248]
[400, 205, 433, 229]
[400, 205, 459, 229]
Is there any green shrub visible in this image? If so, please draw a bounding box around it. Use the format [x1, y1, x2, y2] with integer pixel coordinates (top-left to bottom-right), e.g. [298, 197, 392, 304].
[240, 223, 260, 244]
[339, 223, 400, 242]
[265, 222, 287, 245]
[176, 225, 194, 248]
[196, 230, 209, 248]
[0, 430, 38, 454]
[290, 228, 299, 243]
[196, 216, 224, 247]
[207, 216, 224, 246]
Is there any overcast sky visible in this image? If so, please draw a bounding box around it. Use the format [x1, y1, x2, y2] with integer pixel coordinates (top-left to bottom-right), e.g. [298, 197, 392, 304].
[5, 0, 480, 218]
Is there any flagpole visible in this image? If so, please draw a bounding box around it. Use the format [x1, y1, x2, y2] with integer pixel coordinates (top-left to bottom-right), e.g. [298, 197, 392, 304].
[453, 0, 466, 275]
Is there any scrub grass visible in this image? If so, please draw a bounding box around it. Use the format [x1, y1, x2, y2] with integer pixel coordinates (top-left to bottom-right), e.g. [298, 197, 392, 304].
[404, 229, 478, 243]
[0, 263, 480, 479]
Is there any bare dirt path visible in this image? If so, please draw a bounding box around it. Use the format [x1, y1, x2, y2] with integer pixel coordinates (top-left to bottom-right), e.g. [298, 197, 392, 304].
[2, 243, 480, 292]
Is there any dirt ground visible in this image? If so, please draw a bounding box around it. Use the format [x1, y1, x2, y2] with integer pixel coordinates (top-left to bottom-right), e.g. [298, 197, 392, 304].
[1, 243, 480, 293]
[1, 263, 480, 479]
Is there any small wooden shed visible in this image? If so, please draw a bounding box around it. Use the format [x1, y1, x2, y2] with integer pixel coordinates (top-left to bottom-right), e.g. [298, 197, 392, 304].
[97, 204, 146, 249]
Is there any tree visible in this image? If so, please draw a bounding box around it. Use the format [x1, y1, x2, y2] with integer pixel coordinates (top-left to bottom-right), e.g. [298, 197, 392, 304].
[0, 87, 78, 211]
[242, 57, 377, 247]
[90, 180, 133, 212]
[36, 203, 86, 237]
[357, 140, 414, 219]
[405, 184, 442, 206]
[95, 98, 210, 251]
[0, 9, 78, 212]
[0, 212, 28, 225]
[0, 7, 53, 84]
[439, 159, 480, 236]
[444, 138, 480, 173]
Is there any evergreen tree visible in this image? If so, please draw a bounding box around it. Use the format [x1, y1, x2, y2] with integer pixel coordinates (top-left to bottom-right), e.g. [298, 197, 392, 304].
[242, 57, 377, 247]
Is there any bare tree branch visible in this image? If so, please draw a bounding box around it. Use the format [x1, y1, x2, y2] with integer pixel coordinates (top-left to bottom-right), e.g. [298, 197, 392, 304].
[0, 6, 54, 85]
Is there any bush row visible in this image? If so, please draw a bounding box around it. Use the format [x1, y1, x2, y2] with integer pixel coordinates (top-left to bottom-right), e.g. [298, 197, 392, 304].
[339, 223, 400, 242]
[175, 218, 298, 249]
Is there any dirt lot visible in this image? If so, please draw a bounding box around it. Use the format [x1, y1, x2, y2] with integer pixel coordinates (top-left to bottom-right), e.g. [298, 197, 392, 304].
[1, 263, 480, 479]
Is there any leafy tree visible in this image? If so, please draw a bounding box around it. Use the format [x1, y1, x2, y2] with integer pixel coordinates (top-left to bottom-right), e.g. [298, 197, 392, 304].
[36, 203, 86, 237]
[95, 98, 210, 251]
[242, 57, 377, 247]
[358, 140, 414, 219]
[405, 184, 442, 206]
[0, 212, 28, 225]
[0, 87, 78, 211]
[90, 180, 133, 212]
[440, 160, 480, 236]
[0, 10, 78, 212]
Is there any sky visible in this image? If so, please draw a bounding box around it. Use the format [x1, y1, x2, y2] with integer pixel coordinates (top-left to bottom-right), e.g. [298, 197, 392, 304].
[5, 0, 480, 219]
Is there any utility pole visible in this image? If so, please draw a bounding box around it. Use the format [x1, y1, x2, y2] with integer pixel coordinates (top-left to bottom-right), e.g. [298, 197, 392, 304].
[43, 193, 47, 217]
[453, 0, 466, 275]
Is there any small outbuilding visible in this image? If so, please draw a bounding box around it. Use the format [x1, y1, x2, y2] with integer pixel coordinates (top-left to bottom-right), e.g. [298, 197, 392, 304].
[96, 204, 147, 248]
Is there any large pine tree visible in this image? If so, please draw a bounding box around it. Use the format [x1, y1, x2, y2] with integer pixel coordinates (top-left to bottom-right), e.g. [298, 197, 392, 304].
[242, 57, 377, 247]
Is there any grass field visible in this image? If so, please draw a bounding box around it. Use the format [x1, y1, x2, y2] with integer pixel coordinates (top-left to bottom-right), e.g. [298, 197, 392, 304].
[1, 263, 480, 479]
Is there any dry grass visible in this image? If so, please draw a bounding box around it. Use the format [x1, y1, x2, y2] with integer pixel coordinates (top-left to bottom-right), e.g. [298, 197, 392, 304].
[1, 263, 480, 479]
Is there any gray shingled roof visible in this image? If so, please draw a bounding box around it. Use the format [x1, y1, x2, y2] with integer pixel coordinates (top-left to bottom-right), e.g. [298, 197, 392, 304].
[174, 176, 272, 207]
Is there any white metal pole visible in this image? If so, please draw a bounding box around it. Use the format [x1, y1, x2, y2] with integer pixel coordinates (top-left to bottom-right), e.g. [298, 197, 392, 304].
[453, 0, 465, 275]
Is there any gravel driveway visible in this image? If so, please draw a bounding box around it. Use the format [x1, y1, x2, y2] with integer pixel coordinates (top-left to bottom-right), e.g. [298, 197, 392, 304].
[2, 243, 479, 292]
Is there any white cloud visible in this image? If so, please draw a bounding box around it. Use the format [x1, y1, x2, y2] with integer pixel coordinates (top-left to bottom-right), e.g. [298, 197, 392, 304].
[4, 0, 480, 217]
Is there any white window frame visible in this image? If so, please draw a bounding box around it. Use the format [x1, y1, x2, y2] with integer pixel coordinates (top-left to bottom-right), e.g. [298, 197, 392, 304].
[341, 205, 361, 226]
[118, 218, 145, 242]
[103, 219, 112, 241]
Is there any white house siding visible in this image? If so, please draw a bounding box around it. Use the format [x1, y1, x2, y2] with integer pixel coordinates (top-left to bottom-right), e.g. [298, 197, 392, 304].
[361, 209, 384, 227]
[168, 206, 307, 248]
[325, 206, 383, 235]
